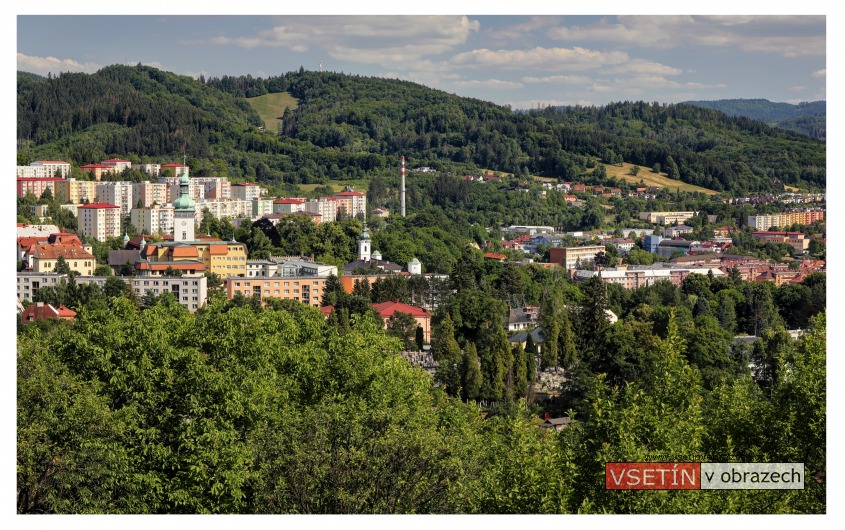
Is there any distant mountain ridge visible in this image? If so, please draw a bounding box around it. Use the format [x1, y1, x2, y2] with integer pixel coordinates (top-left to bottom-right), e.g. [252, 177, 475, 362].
[682, 98, 825, 139]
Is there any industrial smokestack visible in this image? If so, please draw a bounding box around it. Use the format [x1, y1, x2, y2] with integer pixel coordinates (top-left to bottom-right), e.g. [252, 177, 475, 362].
[401, 156, 406, 217]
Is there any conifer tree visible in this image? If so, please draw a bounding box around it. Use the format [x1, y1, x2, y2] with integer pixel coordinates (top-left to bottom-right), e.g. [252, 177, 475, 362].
[462, 342, 483, 401]
[559, 306, 578, 369]
[513, 343, 528, 398]
[432, 315, 463, 396]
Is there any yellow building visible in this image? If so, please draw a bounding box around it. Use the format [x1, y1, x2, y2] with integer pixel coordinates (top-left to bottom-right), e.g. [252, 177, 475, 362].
[31, 244, 96, 276]
[55, 179, 98, 204]
[139, 237, 247, 277]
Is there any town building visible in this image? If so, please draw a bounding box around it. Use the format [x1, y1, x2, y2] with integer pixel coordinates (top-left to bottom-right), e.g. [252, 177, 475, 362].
[656, 239, 696, 258]
[572, 265, 724, 289]
[661, 225, 695, 238]
[78, 202, 122, 241]
[55, 179, 97, 204]
[333, 190, 367, 218]
[549, 245, 606, 270]
[639, 211, 698, 225]
[161, 163, 189, 178]
[132, 181, 170, 208]
[29, 243, 96, 276]
[747, 210, 825, 230]
[131, 204, 175, 235]
[371, 301, 432, 343]
[17, 177, 64, 200]
[273, 198, 305, 214]
[96, 181, 134, 216]
[751, 231, 809, 253]
[79, 163, 115, 181]
[304, 198, 337, 223]
[17, 160, 72, 179]
[20, 302, 76, 324]
[100, 158, 132, 173]
[230, 182, 262, 201]
[191, 177, 231, 199]
[226, 276, 327, 307]
[135, 163, 161, 178]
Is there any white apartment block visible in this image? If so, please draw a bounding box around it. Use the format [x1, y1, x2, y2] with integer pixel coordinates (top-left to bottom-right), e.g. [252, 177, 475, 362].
[192, 177, 231, 199]
[20, 273, 208, 312]
[159, 177, 204, 202]
[252, 198, 274, 217]
[304, 198, 337, 223]
[78, 203, 122, 241]
[131, 204, 175, 235]
[747, 210, 825, 231]
[195, 199, 253, 225]
[273, 199, 305, 214]
[638, 211, 698, 225]
[100, 158, 132, 172]
[333, 191, 367, 218]
[161, 163, 189, 178]
[135, 163, 161, 177]
[96, 182, 134, 217]
[573, 265, 724, 289]
[132, 181, 170, 207]
[17, 160, 72, 178]
[230, 183, 262, 201]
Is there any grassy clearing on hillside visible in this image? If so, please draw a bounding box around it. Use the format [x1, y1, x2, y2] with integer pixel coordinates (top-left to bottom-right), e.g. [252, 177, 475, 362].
[599, 162, 719, 195]
[784, 185, 802, 192]
[297, 180, 369, 194]
[246, 92, 299, 132]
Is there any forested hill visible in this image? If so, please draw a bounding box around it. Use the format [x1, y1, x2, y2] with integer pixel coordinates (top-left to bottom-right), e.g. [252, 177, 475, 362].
[683, 98, 826, 140]
[17, 66, 825, 193]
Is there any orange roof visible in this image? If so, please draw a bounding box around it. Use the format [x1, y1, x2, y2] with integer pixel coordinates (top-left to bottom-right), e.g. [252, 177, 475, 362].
[78, 202, 119, 209]
[136, 262, 205, 271]
[335, 191, 365, 197]
[33, 244, 94, 260]
[483, 252, 507, 260]
[18, 236, 48, 250]
[21, 303, 76, 322]
[208, 244, 228, 255]
[171, 246, 199, 258]
[371, 301, 430, 318]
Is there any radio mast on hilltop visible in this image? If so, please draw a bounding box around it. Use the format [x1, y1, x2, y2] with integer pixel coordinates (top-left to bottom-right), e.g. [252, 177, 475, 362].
[401, 156, 406, 217]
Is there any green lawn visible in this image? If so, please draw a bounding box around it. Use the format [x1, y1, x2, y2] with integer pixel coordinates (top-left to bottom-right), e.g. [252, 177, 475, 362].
[246, 92, 299, 132]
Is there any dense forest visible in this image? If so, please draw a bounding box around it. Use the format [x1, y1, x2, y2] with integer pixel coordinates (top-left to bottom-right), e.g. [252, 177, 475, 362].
[683, 99, 826, 139]
[18, 66, 825, 193]
[19, 281, 825, 513]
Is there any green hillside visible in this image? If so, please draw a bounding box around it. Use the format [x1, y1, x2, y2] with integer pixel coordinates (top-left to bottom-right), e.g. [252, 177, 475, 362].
[683, 98, 825, 139]
[17, 67, 825, 193]
[247, 92, 299, 132]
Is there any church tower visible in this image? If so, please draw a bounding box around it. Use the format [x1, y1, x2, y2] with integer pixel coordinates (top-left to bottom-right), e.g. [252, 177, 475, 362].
[172, 173, 195, 242]
[358, 222, 371, 261]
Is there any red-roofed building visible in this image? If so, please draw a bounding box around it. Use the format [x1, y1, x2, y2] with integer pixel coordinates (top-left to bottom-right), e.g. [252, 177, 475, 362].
[100, 158, 132, 172]
[751, 231, 808, 252]
[333, 190, 367, 218]
[371, 301, 432, 342]
[79, 163, 115, 181]
[161, 163, 189, 178]
[713, 226, 735, 237]
[31, 244, 96, 275]
[17, 177, 64, 199]
[21, 302, 76, 324]
[78, 202, 121, 241]
[483, 252, 507, 262]
[273, 198, 306, 214]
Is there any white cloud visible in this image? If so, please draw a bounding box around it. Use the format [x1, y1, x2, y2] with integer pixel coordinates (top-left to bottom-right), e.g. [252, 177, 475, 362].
[521, 75, 592, 85]
[789, 86, 807, 92]
[600, 60, 682, 76]
[812, 69, 826, 78]
[17, 52, 101, 75]
[547, 15, 825, 57]
[210, 15, 479, 67]
[452, 79, 524, 89]
[450, 46, 629, 71]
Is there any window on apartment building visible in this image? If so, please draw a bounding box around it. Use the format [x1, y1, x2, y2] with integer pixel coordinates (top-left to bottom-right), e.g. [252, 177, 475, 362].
[284, 290, 289, 294]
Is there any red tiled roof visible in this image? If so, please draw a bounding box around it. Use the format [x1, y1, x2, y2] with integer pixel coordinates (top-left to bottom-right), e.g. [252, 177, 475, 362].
[483, 252, 507, 260]
[319, 305, 335, 315]
[161, 163, 187, 167]
[274, 199, 305, 204]
[136, 262, 206, 271]
[21, 303, 76, 322]
[233, 182, 258, 186]
[371, 301, 430, 318]
[171, 246, 199, 258]
[78, 202, 119, 209]
[101, 158, 131, 163]
[80, 164, 112, 169]
[17, 177, 65, 182]
[208, 244, 229, 255]
[33, 244, 94, 260]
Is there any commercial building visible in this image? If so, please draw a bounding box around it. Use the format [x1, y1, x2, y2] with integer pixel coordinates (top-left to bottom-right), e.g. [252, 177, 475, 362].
[226, 276, 328, 307]
[639, 211, 698, 225]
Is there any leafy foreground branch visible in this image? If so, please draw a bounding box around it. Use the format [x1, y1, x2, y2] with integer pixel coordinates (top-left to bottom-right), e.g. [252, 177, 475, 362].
[17, 297, 825, 513]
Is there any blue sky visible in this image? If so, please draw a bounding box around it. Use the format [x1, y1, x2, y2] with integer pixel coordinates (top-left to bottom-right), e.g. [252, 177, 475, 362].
[16, 13, 827, 108]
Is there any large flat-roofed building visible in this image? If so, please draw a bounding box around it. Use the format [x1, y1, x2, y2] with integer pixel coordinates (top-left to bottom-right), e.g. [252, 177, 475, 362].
[572, 265, 724, 289]
[132, 181, 170, 207]
[639, 211, 698, 225]
[304, 198, 337, 223]
[333, 190, 367, 218]
[96, 181, 134, 216]
[549, 245, 606, 270]
[30, 244, 96, 276]
[226, 276, 328, 307]
[230, 182, 262, 201]
[17, 160, 72, 178]
[20, 272, 208, 312]
[751, 231, 809, 253]
[748, 210, 825, 230]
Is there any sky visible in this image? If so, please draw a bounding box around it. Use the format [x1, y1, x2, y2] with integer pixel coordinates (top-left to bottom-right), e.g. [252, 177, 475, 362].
[15, 13, 827, 109]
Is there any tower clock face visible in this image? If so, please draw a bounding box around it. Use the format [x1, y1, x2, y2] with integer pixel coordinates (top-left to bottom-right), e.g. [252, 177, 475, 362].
[181, 220, 187, 226]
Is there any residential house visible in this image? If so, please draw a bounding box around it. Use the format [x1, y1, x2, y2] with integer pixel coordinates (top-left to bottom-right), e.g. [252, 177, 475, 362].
[20, 302, 76, 323]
